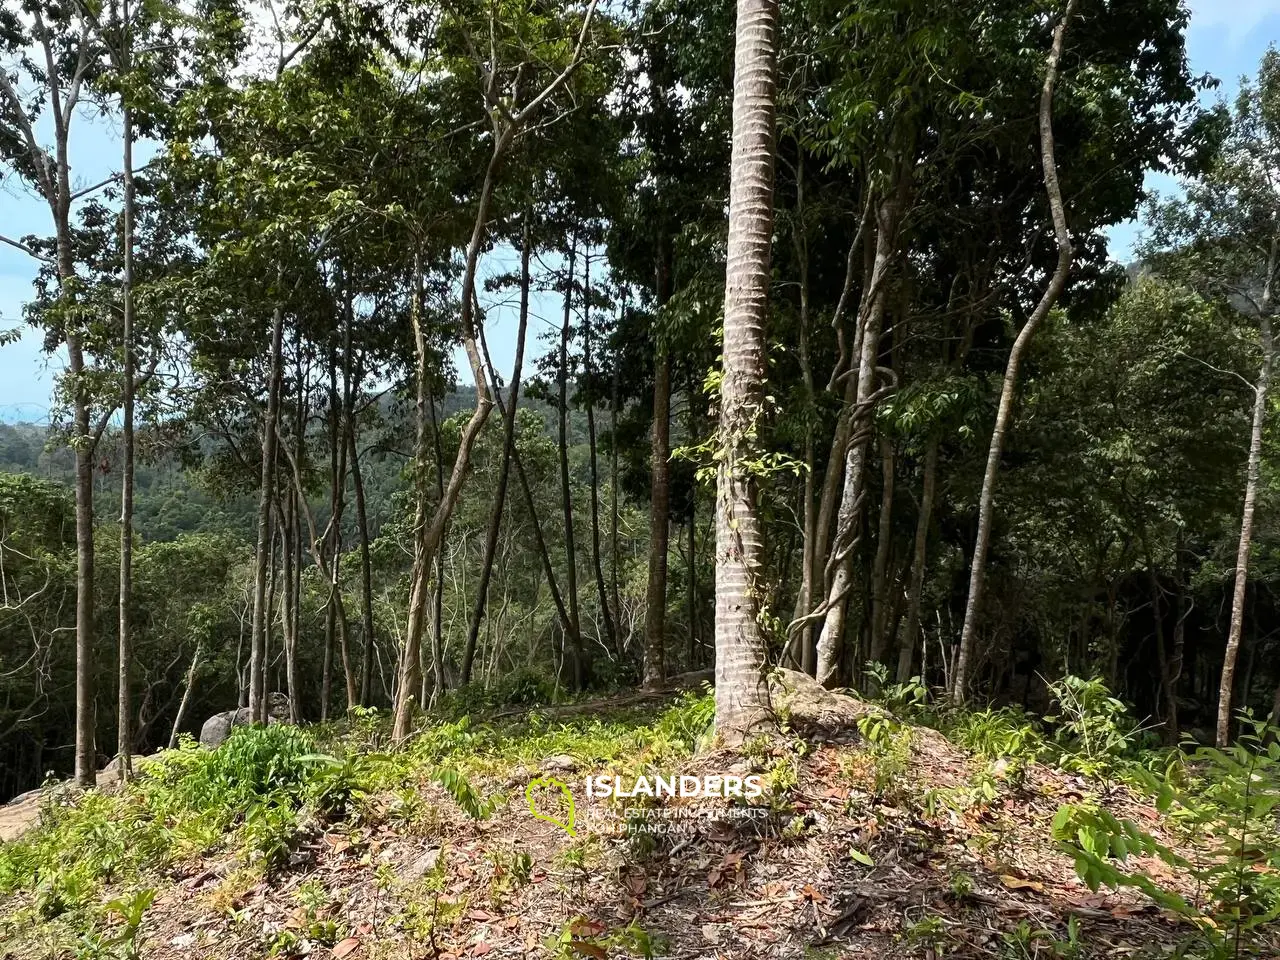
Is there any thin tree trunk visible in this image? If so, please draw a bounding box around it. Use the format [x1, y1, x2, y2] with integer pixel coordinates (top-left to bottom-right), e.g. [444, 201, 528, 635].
[116, 58, 136, 782]
[558, 239, 585, 689]
[644, 240, 674, 690]
[714, 0, 780, 741]
[868, 436, 896, 668]
[168, 640, 203, 750]
[328, 344, 356, 711]
[610, 351, 622, 648]
[280, 495, 298, 720]
[250, 297, 285, 724]
[463, 222, 531, 685]
[350, 421, 377, 705]
[583, 244, 619, 655]
[814, 182, 904, 686]
[479, 330, 579, 647]
[786, 153, 817, 674]
[953, 0, 1078, 702]
[687, 502, 697, 668]
[1217, 309, 1274, 746]
[427, 358, 448, 703]
[897, 437, 938, 683]
[1147, 557, 1178, 740]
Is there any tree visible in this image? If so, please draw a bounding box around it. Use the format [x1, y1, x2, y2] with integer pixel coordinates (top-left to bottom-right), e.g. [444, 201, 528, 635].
[1145, 51, 1280, 745]
[714, 0, 780, 741]
[952, 0, 1078, 703]
[1, 3, 111, 786]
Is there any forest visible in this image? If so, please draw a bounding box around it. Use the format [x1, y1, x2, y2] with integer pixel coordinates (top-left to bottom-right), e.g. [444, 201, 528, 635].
[3, 0, 1280, 957]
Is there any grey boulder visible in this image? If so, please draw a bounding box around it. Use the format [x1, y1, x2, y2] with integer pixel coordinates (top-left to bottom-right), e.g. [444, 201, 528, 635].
[198, 692, 292, 748]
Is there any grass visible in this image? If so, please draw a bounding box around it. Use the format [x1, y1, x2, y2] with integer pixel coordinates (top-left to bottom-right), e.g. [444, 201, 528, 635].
[4, 677, 1280, 960]
[0, 689, 716, 956]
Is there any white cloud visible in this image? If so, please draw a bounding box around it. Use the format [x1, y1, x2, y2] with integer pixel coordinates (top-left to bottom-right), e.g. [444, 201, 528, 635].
[1188, 0, 1280, 44]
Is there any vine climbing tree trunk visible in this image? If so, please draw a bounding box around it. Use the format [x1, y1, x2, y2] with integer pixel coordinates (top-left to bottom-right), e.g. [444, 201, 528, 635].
[714, 0, 781, 742]
[953, 0, 1077, 703]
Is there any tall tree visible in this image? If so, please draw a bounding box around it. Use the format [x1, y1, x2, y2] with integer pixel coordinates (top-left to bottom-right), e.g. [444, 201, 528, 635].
[952, 0, 1077, 702]
[714, 0, 780, 741]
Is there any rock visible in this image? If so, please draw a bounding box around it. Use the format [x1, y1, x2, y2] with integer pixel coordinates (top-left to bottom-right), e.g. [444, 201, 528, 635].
[404, 847, 441, 879]
[767, 668, 878, 736]
[199, 692, 293, 748]
[541, 754, 577, 773]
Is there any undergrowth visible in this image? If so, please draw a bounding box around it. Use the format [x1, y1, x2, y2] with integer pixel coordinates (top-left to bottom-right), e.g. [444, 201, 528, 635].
[0, 690, 715, 956]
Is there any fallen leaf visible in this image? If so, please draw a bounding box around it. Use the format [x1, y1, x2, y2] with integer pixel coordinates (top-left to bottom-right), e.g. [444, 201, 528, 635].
[569, 943, 607, 959]
[472, 942, 492, 957]
[801, 884, 827, 903]
[999, 875, 1045, 893]
[331, 937, 361, 959]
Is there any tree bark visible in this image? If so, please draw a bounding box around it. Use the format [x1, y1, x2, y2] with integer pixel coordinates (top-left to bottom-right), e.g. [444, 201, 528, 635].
[953, 0, 1077, 703]
[1217, 311, 1274, 746]
[714, 0, 780, 742]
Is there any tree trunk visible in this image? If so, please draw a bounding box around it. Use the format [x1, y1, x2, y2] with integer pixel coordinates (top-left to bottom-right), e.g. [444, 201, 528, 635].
[350, 421, 377, 706]
[249, 296, 284, 724]
[558, 238, 585, 689]
[953, 0, 1077, 703]
[714, 0, 780, 742]
[814, 182, 904, 686]
[480, 335, 577, 645]
[786, 154, 817, 674]
[463, 221, 531, 684]
[868, 436, 896, 668]
[583, 244, 619, 656]
[117, 83, 136, 783]
[897, 437, 938, 683]
[168, 640, 203, 749]
[1217, 312, 1274, 746]
[644, 239, 676, 689]
[327, 346, 356, 712]
[610, 354, 623, 648]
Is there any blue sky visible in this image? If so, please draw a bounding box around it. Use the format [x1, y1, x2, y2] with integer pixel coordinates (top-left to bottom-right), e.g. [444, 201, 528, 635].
[2, 1, 1279, 421]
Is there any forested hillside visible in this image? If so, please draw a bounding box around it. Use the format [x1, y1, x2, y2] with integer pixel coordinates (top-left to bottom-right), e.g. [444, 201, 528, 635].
[4, 0, 1280, 956]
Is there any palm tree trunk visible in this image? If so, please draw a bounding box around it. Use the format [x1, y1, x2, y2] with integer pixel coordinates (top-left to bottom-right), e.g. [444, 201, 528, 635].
[714, 0, 780, 742]
[953, 0, 1077, 702]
